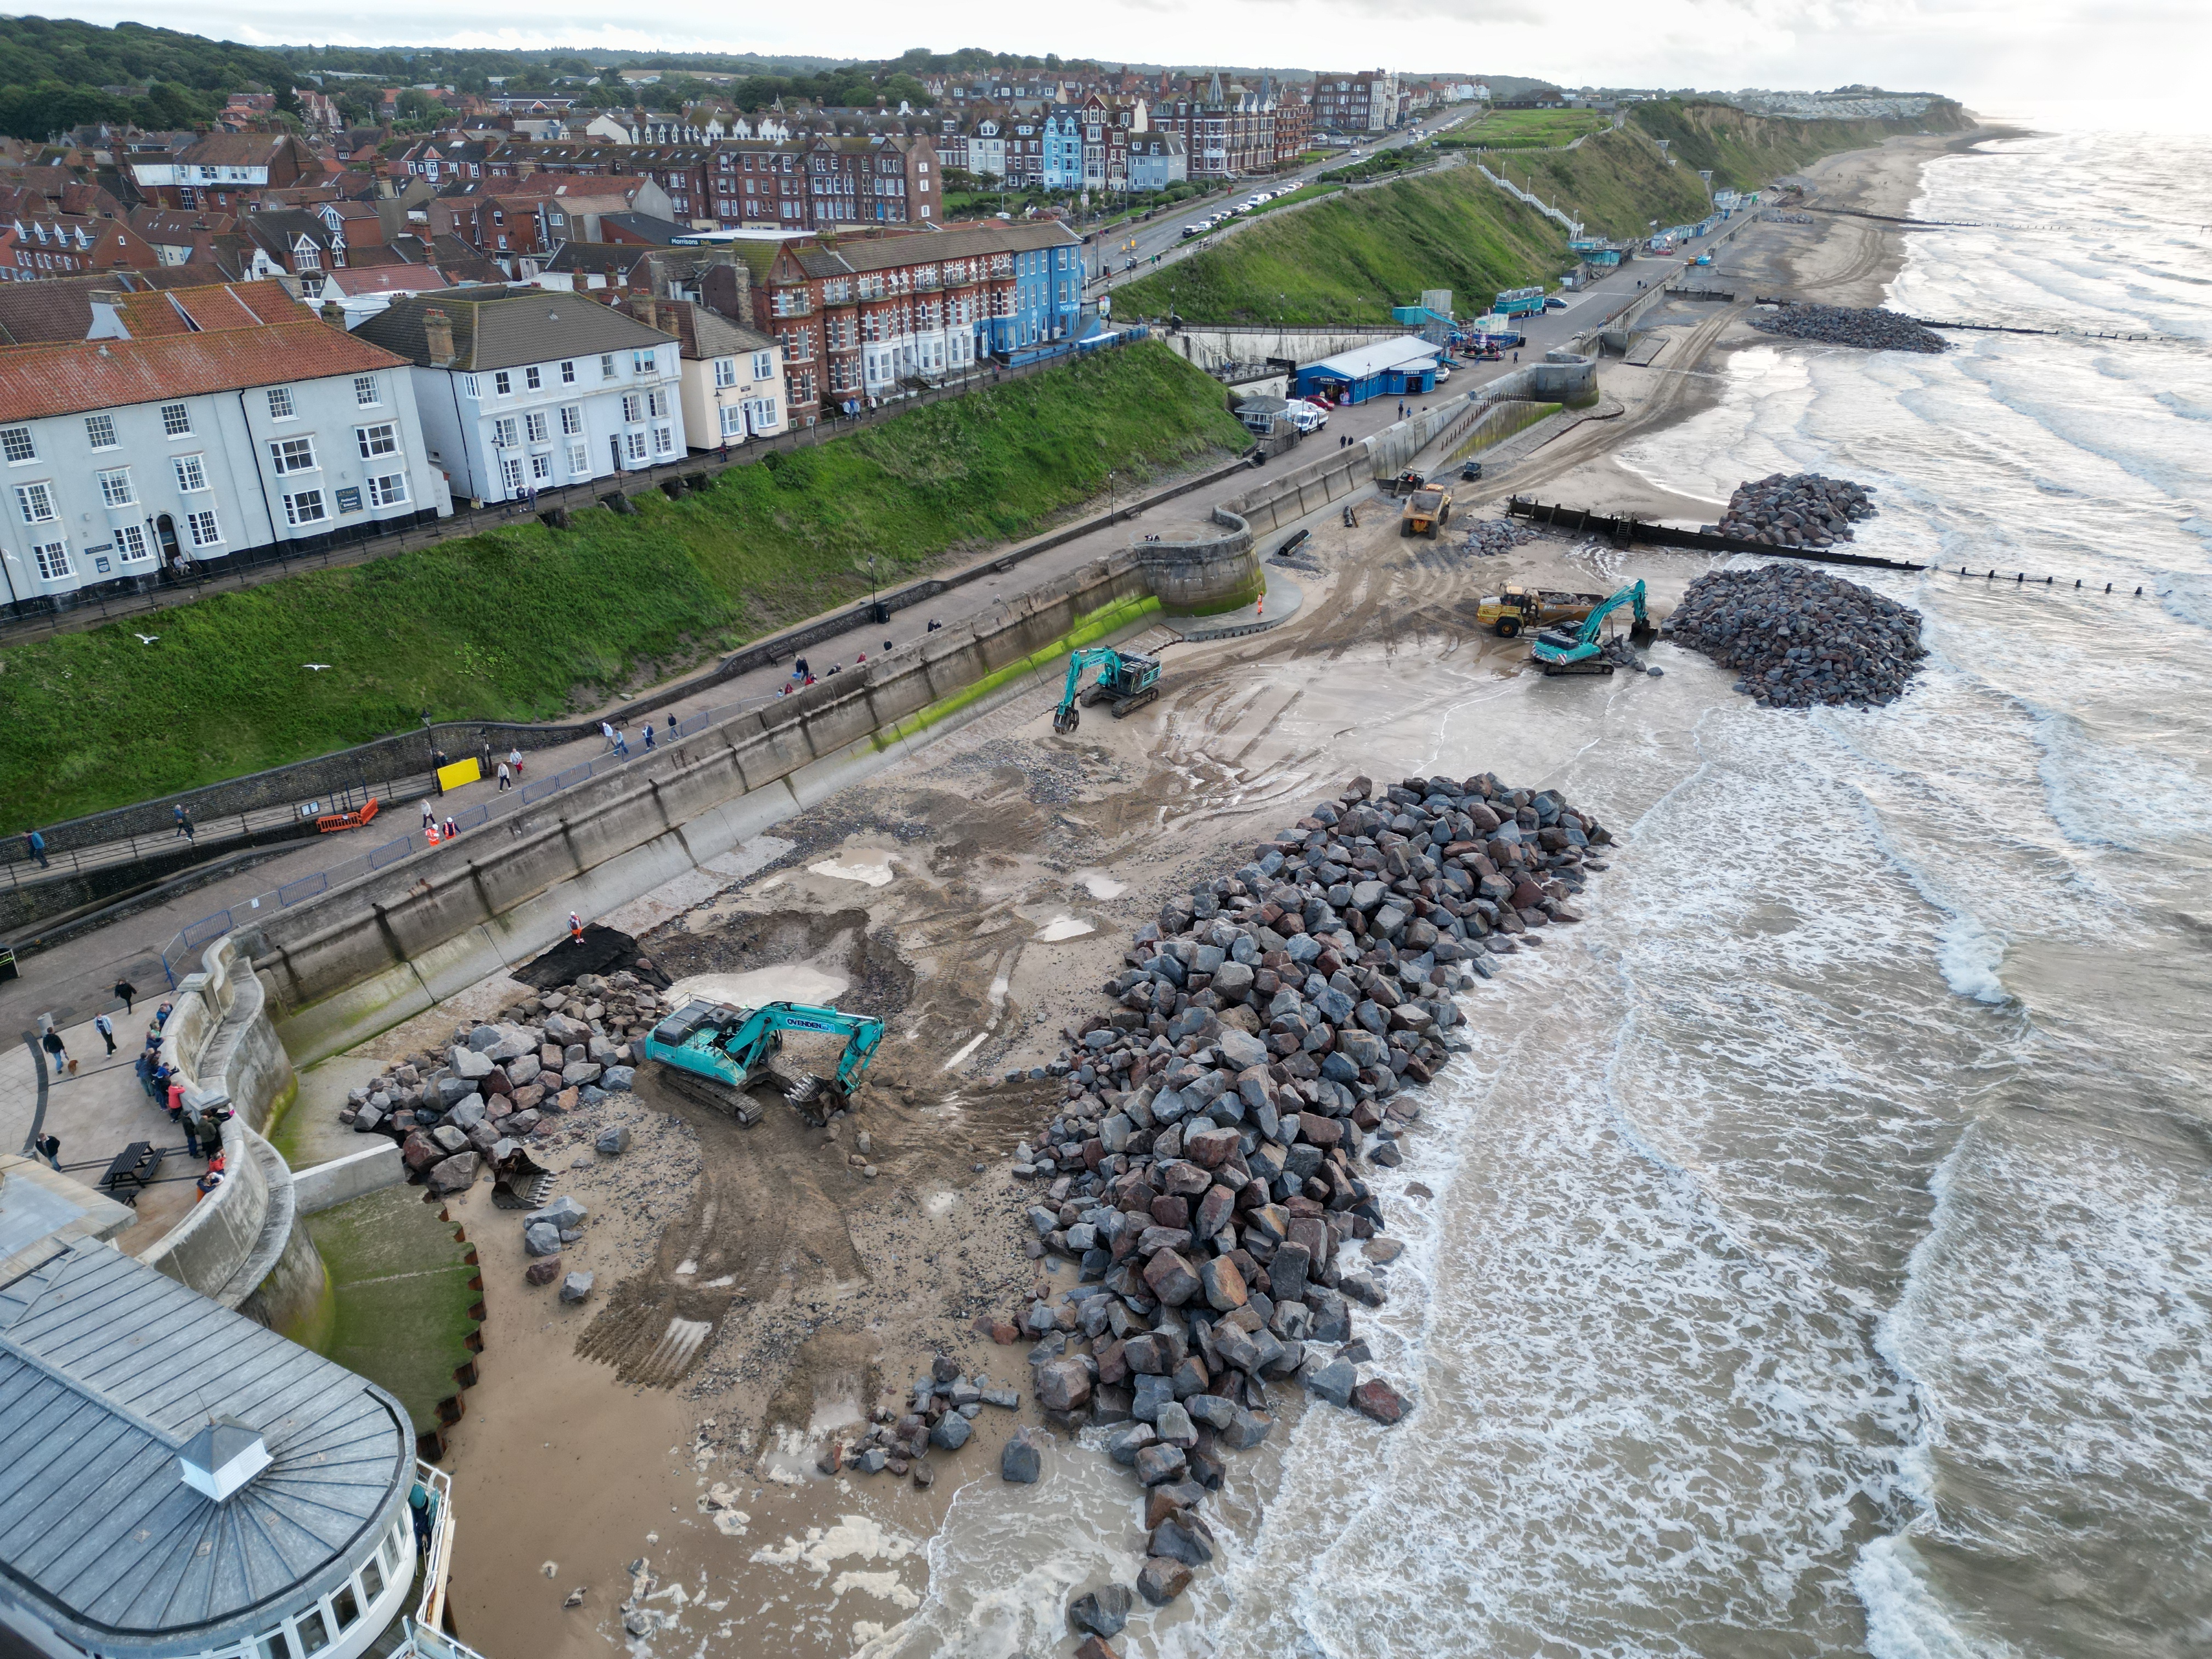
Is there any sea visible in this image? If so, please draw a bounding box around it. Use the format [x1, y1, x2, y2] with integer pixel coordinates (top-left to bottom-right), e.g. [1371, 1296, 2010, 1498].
[841, 125, 2212, 1659]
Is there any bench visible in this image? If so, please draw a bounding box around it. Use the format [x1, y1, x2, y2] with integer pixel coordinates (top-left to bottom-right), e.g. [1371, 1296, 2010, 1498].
[99, 1141, 164, 1206]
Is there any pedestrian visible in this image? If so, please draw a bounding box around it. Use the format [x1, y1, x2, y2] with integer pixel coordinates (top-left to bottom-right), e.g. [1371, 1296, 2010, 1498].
[496, 760, 512, 791]
[154, 1001, 172, 1029]
[165, 1075, 185, 1125]
[94, 1012, 115, 1056]
[36, 1133, 60, 1172]
[480, 741, 493, 776]
[509, 746, 524, 777]
[25, 828, 47, 869]
[569, 911, 585, 945]
[173, 803, 195, 841]
[1514, 351, 1519, 362]
[421, 799, 437, 829]
[601, 720, 618, 753]
[665, 714, 678, 739]
[194, 1165, 224, 1201]
[643, 723, 656, 751]
[794, 656, 809, 680]
[883, 639, 894, 653]
[855, 651, 866, 666]
[613, 728, 630, 756]
[178, 1093, 206, 1160]
[927, 617, 941, 633]
[40, 1028, 68, 1075]
[443, 815, 459, 842]
[114, 978, 136, 1013]
[431, 748, 449, 793]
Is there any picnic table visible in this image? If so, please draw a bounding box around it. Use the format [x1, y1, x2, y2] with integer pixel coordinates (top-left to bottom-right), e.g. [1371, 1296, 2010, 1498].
[99, 1141, 164, 1206]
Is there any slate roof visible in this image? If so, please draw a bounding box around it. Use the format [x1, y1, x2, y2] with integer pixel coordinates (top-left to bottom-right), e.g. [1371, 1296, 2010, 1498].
[618, 297, 772, 358]
[352, 286, 678, 371]
[0, 323, 408, 422]
[0, 1240, 409, 1655]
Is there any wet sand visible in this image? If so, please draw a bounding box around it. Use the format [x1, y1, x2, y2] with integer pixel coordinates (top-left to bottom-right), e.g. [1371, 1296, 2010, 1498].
[357, 127, 2010, 1659]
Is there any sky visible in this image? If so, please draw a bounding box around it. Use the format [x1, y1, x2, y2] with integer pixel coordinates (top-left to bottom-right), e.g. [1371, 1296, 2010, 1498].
[55, 0, 2212, 125]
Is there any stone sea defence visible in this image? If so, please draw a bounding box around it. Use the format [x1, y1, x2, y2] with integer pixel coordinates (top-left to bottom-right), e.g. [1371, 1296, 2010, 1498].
[1710, 472, 1878, 549]
[1750, 303, 1949, 353]
[1662, 563, 1927, 708]
[985, 771, 1615, 1628]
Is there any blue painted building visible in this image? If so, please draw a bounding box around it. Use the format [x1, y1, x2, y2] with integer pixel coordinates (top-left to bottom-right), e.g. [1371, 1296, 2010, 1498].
[980, 224, 1087, 356]
[1041, 107, 1087, 190]
[1292, 335, 1444, 405]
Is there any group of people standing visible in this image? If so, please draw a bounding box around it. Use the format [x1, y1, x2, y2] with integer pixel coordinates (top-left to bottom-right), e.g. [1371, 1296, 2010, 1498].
[32, 980, 225, 1198]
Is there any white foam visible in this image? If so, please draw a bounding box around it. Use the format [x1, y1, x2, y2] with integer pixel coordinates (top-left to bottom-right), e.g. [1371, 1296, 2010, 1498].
[1034, 916, 1094, 941]
[751, 1516, 917, 1574]
[808, 850, 896, 887]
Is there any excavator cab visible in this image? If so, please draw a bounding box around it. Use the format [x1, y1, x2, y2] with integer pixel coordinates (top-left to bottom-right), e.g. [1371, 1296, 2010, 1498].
[1052, 647, 1163, 735]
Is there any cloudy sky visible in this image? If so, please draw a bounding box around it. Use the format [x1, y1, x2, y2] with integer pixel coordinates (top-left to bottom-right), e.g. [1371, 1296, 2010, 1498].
[60, 0, 2212, 125]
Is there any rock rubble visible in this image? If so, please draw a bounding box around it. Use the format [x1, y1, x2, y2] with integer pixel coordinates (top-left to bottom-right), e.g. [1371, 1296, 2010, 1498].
[1461, 517, 1539, 557]
[819, 1349, 1023, 1485]
[1661, 563, 1927, 709]
[1002, 771, 1615, 1624]
[1709, 472, 1877, 549]
[339, 968, 664, 1240]
[1748, 303, 1948, 353]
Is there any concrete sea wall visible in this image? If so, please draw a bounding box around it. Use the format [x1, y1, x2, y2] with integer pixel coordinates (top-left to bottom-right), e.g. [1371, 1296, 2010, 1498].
[245, 557, 1160, 1064]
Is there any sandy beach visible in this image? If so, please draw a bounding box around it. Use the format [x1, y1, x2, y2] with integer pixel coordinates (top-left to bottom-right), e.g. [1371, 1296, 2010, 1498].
[339, 123, 2028, 1659]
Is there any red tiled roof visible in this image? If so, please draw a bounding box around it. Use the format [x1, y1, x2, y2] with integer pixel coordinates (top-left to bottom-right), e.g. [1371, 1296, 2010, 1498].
[106, 279, 313, 338]
[0, 321, 408, 422]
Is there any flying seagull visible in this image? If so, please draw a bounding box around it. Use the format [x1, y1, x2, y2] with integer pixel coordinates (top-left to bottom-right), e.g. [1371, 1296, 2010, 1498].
[133, 634, 160, 645]
[302, 663, 332, 671]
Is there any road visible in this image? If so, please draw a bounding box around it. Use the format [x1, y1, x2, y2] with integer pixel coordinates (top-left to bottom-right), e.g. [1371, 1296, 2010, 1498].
[1081, 109, 1476, 291]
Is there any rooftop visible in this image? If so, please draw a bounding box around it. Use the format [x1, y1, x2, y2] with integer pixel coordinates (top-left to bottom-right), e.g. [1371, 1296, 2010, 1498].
[0, 1231, 409, 1656]
[352, 286, 677, 371]
[1302, 334, 1444, 380]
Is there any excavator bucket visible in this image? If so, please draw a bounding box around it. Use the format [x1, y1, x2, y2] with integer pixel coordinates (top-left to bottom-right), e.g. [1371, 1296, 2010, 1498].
[490, 1147, 556, 1209]
[1053, 703, 1081, 735]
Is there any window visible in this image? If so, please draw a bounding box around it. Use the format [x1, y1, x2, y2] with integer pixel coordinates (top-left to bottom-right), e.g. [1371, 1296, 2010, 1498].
[370, 472, 410, 507]
[524, 411, 549, 443]
[282, 489, 326, 526]
[713, 357, 737, 388]
[751, 351, 775, 382]
[568, 442, 590, 475]
[624, 431, 647, 462]
[33, 541, 71, 580]
[632, 348, 657, 376]
[332, 1584, 360, 1632]
[2, 426, 35, 462]
[172, 454, 208, 492]
[85, 414, 117, 449]
[600, 353, 617, 380]
[109, 522, 148, 562]
[353, 374, 380, 407]
[249, 1628, 286, 1659]
[161, 403, 193, 437]
[653, 425, 674, 457]
[295, 1606, 331, 1657]
[719, 404, 744, 438]
[269, 437, 317, 475]
[360, 1555, 384, 1604]
[267, 387, 295, 420]
[525, 365, 542, 390]
[559, 405, 582, 436]
[529, 453, 552, 483]
[748, 397, 778, 431]
[646, 390, 670, 419]
[14, 481, 56, 523]
[357, 424, 397, 459]
[378, 1527, 404, 1584]
[492, 417, 519, 448]
[186, 509, 222, 548]
[97, 468, 136, 507]
[462, 375, 481, 399]
[621, 393, 644, 424]
[494, 369, 512, 396]
[500, 456, 524, 493]
[560, 360, 577, 384]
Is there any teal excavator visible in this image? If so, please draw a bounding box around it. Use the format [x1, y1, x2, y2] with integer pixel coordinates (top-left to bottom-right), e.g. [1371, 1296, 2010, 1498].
[645, 1000, 884, 1125]
[1051, 646, 1163, 734]
[1530, 580, 1658, 676]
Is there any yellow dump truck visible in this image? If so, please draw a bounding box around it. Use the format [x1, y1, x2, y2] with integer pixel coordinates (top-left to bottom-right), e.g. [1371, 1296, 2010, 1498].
[1475, 585, 1605, 639]
[1400, 487, 1452, 538]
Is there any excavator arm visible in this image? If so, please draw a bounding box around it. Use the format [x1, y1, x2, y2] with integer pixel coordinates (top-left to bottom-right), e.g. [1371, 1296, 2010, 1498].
[1531, 581, 1656, 673]
[646, 999, 885, 1125]
[1052, 646, 1163, 735]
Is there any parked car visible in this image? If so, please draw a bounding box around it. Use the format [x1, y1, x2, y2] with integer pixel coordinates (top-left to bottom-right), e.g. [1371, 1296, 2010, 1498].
[1544, 296, 1569, 310]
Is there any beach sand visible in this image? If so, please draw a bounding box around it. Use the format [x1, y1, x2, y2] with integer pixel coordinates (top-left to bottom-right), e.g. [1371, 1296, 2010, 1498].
[384, 125, 2013, 1659]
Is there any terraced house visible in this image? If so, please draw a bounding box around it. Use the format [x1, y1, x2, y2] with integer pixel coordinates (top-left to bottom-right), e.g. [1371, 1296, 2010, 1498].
[354, 287, 685, 503]
[0, 280, 447, 608]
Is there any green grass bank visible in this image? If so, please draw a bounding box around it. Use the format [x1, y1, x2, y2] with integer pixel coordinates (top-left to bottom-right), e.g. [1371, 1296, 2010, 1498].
[0, 341, 1248, 827]
[1119, 99, 1971, 327]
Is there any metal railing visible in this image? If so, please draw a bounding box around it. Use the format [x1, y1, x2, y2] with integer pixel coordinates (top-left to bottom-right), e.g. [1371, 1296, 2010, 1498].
[413, 1461, 456, 1635]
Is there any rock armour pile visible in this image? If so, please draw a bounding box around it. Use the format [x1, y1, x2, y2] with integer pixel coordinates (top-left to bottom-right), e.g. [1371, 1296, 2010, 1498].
[1662, 563, 1927, 709]
[1000, 771, 1616, 1625]
[1748, 303, 1949, 353]
[1710, 472, 1877, 549]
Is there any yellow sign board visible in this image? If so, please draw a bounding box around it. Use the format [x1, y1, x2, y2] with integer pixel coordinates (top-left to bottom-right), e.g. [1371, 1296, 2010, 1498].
[435, 758, 481, 793]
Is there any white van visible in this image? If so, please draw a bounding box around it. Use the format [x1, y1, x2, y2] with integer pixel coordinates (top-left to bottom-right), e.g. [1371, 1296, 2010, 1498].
[1285, 400, 1329, 432]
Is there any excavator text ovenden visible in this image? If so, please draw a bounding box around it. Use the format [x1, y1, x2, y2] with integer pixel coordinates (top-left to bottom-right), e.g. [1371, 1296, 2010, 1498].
[1051, 646, 1162, 735]
[1530, 580, 1658, 675]
[645, 999, 884, 1126]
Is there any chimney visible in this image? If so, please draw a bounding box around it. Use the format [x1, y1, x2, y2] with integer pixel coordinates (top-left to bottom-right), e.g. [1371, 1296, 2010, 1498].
[422, 306, 455, 365]
[179, 1417, 271, 1503]
[319, 298, 346, 329]
[636, 294, 659, 331]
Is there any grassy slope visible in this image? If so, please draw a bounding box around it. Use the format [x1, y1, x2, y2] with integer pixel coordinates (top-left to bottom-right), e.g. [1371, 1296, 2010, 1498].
[1119, 101, 1966, 325]
[1, 341, 1248, 826]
